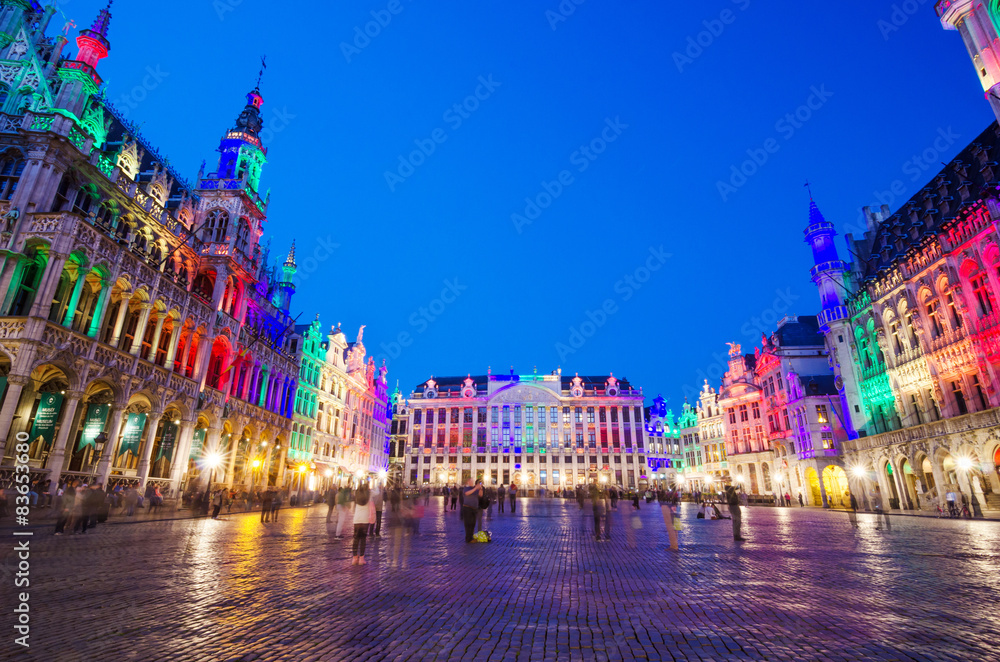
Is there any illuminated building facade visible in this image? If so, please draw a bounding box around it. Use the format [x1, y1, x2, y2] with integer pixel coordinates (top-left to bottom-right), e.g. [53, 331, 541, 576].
[695, 380, 728, 486]
[401, 369, 651, 491]
[643, 394, 679, 488]
[387, 385, 408, 485]
[0, 3, 301, 494]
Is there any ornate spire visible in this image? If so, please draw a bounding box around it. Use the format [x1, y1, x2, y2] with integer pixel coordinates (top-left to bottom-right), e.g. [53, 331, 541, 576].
[90, 1, 113, 38]
[74, 1, 113, 70]
[284, 241, 296, 268]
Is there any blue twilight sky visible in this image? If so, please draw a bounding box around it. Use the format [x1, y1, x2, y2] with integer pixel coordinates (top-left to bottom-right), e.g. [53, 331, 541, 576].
[62, 0, 993, 404]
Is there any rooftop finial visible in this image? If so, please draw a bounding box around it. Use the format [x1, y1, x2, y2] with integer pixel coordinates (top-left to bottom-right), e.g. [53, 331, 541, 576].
[284, 241, 296, 268]
[804, 180, 813, 200]
[256, 55, 267, 91]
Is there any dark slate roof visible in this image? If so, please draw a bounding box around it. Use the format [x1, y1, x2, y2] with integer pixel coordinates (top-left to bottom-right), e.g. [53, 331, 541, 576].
[98, 95, 197, 206]
[774, 316, 823, 347]
[857, 122, 1000, 280]
[800, 375, 838, 396]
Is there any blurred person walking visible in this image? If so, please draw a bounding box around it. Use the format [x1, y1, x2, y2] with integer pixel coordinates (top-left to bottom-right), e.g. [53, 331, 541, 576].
[352, 483, 374, 565]
[462, 479, 483, 543]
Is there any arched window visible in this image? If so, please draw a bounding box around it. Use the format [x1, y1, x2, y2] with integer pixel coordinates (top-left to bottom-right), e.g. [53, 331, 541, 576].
[8, 246, 44, 315]
[0, 150, 25, 200]
[202, 209, 229, 244]
[72, 184, 96, 216]
[192, 271, 215, 300]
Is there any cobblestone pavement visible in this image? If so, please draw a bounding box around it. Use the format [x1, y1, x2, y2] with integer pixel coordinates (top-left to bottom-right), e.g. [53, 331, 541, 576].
[3, 499, 999, 661]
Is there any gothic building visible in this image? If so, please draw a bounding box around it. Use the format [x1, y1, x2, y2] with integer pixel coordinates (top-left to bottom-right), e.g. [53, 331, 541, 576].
[400, 369, 655, 491]
[0, 2, 301, 494]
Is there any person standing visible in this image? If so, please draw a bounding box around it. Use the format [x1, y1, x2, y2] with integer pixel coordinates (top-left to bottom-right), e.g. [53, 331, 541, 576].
[508, 482, 518, 514]
[325, 487, 337, 523]
[485, 485, 495, 519]
[54, 480, 76, 535]
[461, 479, 483, 543]
[271, 491, 282, 522]
[847, 491, 859, 528]
[797, 493, 804, 507]
[371, 486, 384, 537]
[632, 490, 640, 510]
[589, 483, 606, 541]
[211, 489, 224, 519]
[474, 479, 490, 532]
[726, 485, 746, 542]
[336, 486, 351, 537]
[352, 483, 374, 565]
[609, 486, 619, 511]
[260, 489, 273, 523]
[450, 485, 459, 511]
[497, 484, 506, 513]
[871, 485, 891, 531]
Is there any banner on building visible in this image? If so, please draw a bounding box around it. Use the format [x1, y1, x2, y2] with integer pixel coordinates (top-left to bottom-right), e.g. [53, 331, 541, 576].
[77, 403, 110, 451]
[156, 422, 178, 462]
[29, 392, 64, 448]
[118, 413, 147, 457]
[190, 428, 206, 458]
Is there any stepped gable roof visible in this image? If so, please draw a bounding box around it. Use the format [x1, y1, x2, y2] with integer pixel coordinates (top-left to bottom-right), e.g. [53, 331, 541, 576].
[859, 122, 1000, 281]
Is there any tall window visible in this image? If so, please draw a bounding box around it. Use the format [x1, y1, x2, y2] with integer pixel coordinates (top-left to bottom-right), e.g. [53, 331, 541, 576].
[202, 209, 229, 243]
[971, 274, 994, 317]
[751, 402, 760, 419]
[738, 405, 748, 422]
[951, 380, 968, 415]
[972, 374, 989, 410]
[926, 300, 943, 336]
[0, 151, 24, 200]
[946, 293, 962, 329]
[815, 405, 828, 424]
[8, 247, 43, 315]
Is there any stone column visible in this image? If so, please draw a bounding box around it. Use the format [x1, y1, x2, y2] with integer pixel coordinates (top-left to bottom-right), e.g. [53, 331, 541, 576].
[60, 269, 88, 327]
[177, 332, 193, 376]
[86, 280, 113, 338]
[167, 420, 196, 493]
[96, 406, 126, 485]
[146, 313, 166, 363]
[163, 322, 183, 369]
[108, 297, 130, 347]
[43, 389, 84, 477]
[128, 304, 153, 356]
[135, 411, 164, 487]
[27, 251, 67, 318]
[0, 375, 31, 462]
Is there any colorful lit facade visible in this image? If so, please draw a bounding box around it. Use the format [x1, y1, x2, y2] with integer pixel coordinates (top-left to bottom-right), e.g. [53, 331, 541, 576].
[387, 385, 408, 485]
[694, 381, 728, 485]
[643, 394, 679, 488]
[401, 369, 653, 490]
[0, 3, 306, 494]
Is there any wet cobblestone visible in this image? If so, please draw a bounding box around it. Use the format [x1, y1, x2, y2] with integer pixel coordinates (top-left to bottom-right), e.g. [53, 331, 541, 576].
[4, 499, 999, 661]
